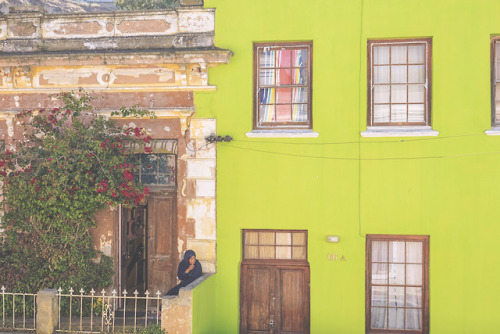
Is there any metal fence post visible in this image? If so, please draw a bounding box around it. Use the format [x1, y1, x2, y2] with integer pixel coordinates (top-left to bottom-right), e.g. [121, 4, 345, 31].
[36, 289, 58, 334]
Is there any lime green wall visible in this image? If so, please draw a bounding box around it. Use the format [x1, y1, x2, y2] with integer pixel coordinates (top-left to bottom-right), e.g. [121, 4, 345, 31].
[192, 275, 217, 334]
[195, 0, 500, 332]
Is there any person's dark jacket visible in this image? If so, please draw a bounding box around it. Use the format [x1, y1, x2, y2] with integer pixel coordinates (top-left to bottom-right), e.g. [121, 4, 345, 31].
[177, 249, 202, 287]
[166, 249, 203, 296]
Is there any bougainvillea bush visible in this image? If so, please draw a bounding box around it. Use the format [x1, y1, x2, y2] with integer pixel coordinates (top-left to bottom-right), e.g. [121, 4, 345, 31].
[0, 91, 154, 293]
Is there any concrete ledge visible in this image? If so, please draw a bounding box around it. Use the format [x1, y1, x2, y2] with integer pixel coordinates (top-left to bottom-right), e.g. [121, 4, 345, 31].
[246, 130, 319, 138]
[162, 274, 213, 334]
[361, 126, 439, 137]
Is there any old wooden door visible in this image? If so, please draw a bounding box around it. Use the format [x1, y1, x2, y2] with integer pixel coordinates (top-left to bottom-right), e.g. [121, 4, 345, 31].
[240, 264, 310, 334]
[147, 194, 177, 294]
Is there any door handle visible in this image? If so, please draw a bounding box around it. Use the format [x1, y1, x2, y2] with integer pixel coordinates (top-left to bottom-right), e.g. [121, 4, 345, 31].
[268, 320, 274, 328]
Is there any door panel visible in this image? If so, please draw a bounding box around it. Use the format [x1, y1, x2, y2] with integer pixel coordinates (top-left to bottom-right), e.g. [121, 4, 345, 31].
[241, 264, 310, 334]
[147, 195, 176, 294]
[246, 267, 275, 333]
[278, 267, 309, 334]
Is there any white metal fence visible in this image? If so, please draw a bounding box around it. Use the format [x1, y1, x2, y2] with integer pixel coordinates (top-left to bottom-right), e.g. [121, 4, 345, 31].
[0, 286, 37, 331]
[1, 286, 162, 333]
[56, 288, 162, 333]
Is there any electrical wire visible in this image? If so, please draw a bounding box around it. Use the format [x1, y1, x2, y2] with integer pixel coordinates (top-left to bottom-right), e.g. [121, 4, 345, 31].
[223, 143, 500, 161]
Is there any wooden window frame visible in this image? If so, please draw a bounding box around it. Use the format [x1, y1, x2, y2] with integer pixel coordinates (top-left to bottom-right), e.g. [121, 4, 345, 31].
[253, 41, 313, 131]
[365, 235, 429, 334]
[367, 38, 432, 127]
[491, 36, 500, 125]
[242, 229, 308, 265]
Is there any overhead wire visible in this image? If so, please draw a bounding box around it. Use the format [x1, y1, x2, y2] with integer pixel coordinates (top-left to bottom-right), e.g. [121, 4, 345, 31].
[223, 143, 500, 161]
[231, 132, 485, 146]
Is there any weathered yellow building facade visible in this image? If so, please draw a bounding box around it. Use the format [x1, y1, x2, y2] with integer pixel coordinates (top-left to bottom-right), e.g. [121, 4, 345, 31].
[0, 3, 230, 299]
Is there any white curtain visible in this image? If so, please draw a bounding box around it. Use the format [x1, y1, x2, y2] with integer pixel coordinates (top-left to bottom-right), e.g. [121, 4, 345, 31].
[372, 44, 426, 124]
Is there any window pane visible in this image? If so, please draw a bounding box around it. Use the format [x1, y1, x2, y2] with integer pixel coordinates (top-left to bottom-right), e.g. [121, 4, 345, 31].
[141, 174, 157, 184]
[292, 246, 306, 259]
[276, 246, 291, 259]
[141, 154, 157, 173]
[391, 45, 407, 64]
[293, 67, 307, 85]
[292, 104, 308, 122]
[276, 232, 291, 245]
[408, 65, 425, 83]
[372, 263, 388, 284]
[371, 286, 387, 306]
[276, 49, 291, 67]
[276, 88, 292, 103]
[408, 84, 425, 103]
[408, 45, 425, 64]
[389, 241, 406, 263]
[292, 232, 306, 245]
[406, 287, 422, 308]
[391, 65, 407, 84]
[158, 154, 174, 173]
[374, 85, 390, 103]
[406, 264, 422, 285]
[371, 307, 387, 329]
[276, 104, 292, 122]
[245, 232, 259, 245]
[388, 286, 404, 307]
[408, 104, 425, 123]
[290, 246, 305, 259]
[391, 104, 407, 123]
[259, 88, 275, 105]
[292, 88, 308, 103]
[374, 66, 390, 84]
[259, 232, 274, 245]
[374, 104, 390, 123]
[407, 242, 423, 263]
[292, 49, 308, 67]
[277, 68, 292, 85]
[373, 46, 390, 65]
[259, 49, 275, 68]
[388, 308, 405, 329]
[260, 246, 274, 259]
[259, 104, 275, 123]
[389, 264, 405, 285]
[260, 69, 275, 86]
[391, 85, 407, 103]
[245, 246, 259, 259]
[372, 241, 388, 262]
[158, 174, 175, 186]
[406, 309, 422, 330]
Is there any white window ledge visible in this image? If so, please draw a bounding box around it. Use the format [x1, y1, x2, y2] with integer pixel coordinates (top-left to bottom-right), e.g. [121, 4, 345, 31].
[246, 130, 319, 138]
[485, 127, 500, 135]
[361, 126, 439, 137]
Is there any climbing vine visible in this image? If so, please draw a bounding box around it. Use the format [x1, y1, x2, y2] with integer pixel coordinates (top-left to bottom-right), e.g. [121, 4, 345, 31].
[0, 91, 154, 293]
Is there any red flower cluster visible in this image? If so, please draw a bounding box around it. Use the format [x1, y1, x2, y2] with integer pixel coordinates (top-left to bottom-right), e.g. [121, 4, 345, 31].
[95, 179, 110, 193]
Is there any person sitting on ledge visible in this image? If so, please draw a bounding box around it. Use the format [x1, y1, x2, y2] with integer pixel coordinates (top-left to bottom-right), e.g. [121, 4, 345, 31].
[166, 249, 202, 296]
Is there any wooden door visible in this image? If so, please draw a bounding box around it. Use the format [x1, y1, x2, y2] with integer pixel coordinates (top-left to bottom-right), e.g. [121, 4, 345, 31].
[241, 264, 310, 334]
[147, 195, 177, 294]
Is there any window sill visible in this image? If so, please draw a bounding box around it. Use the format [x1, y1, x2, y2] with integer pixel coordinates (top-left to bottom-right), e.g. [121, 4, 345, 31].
[246, 130, 319, 138]
[361, 126, 439, 137]
[485, 127, 500, 135]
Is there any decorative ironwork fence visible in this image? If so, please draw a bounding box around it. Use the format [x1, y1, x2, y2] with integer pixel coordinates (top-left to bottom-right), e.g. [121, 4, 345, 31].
[0, 286, 37, 332]
[0, 286, 162, 333]
[56, 288, 162, 333]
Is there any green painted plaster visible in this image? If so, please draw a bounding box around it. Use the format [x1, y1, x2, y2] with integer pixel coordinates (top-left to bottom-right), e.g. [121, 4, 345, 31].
[192, 275, 217, 334]
[193, 0, 500, 332]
